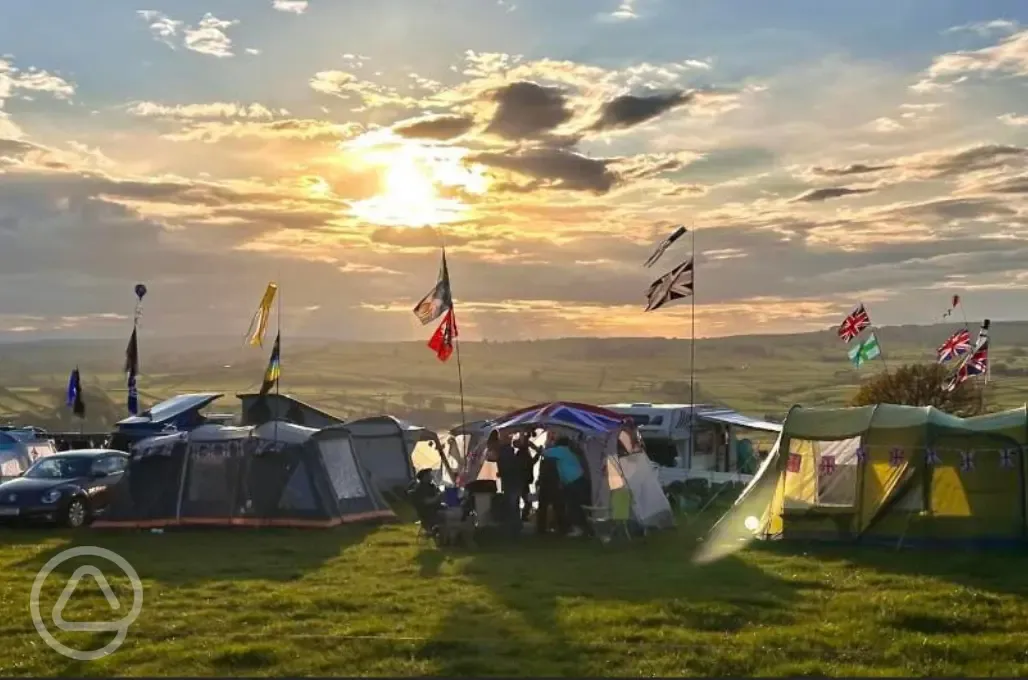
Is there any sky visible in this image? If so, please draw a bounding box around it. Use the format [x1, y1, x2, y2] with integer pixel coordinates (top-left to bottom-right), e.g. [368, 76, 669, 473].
[2, 0, 1028, 342]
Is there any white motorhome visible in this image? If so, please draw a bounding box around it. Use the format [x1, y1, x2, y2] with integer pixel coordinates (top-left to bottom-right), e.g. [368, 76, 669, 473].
[603, 403, 781, 485]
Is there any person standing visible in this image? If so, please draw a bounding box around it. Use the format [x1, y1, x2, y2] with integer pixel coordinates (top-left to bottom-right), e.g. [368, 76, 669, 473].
[542, 436, 590, 537]
[486, 429, 522, 535]
[513, 428, 541, 521]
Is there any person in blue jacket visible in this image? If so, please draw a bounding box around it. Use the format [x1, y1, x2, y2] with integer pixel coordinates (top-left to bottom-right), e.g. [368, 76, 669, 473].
[542, 436, 590, 537]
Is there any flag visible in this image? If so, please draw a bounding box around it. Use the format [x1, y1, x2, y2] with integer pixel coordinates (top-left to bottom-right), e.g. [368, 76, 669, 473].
[889, 447, 904, 468]
[926, 448, 941, 466]
[644, 257, 694, 312]
[413, 251, 453, 325]
[959, 450, 975, 472]
[125, 327, 139, 415]
[245, 282, 278, 347]
[427, 308, 457, 362]
[942, 294, 961, 319]
[819, 455, 836, 476]
[786, 453, 801, 473]
[945, 341, 988, 391]
[643, 225, 687, 268]
[847, 332, 881, 367]
[937, 328, 971, 363]
[66, 368, 85, 418]
[973, 318, 990, 352]
[259, 332, 281, 396]
[1000, 449, 1017, 469]
[837, 304, 871, 342]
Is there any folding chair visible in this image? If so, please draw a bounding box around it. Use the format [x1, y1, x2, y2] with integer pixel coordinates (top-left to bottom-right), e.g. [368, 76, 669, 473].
[584, 487, 633, 543]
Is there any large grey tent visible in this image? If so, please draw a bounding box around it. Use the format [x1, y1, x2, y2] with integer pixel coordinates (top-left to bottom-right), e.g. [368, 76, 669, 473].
[95, 421, 394, 529]
[334, 416, 438, 496]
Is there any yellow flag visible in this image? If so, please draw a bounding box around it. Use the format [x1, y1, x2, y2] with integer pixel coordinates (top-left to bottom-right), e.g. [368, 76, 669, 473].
[245, 282, 278, 347]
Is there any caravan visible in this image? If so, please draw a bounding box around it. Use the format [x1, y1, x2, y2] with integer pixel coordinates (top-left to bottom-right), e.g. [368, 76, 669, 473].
[603, 403, 782, 486]
[0, 427, 58, 481]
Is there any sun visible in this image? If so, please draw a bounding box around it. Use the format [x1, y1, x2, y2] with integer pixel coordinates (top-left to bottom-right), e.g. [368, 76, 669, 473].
[346, 132, 488, 228]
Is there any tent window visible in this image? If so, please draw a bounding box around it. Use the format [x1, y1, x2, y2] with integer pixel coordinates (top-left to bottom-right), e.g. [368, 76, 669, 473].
[815, 437, 861, 507]
[784, 436, 860, 508]
[279, 461, 317, 511]
[186, 446, 232, 503]
[319, 438, 367, 499]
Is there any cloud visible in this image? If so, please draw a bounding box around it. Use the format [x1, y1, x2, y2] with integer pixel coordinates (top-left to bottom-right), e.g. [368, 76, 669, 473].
[272, 0, 308, 14]
[309, 70, 417, 109]
[137, 10, 182, 49]
[392, 114, 474, 140]
[791, 186, 875, 203]
[138, 11, 238, 58]
[483, 81, 575, 141]
[471, 147, 618, 193]
[608, 0, 637, 20]
[999, 112, 1028, 126]
[0, 58, 75, 103]
[808, 163, 896, 177]
[915, 27, 1028, 92]
[588, 91, 693, 132]
[126, 101, 278, 120]
[183, 14, 238, 58]
[161, 118, 363, 143]
[943, 19, 1019, 37]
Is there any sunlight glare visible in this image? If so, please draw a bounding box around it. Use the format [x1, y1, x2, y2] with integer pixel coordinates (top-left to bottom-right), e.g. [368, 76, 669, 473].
[346, 131, 489, 228]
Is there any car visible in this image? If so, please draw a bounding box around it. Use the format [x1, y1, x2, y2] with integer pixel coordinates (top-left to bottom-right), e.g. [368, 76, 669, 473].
[0, 449, 129, 528]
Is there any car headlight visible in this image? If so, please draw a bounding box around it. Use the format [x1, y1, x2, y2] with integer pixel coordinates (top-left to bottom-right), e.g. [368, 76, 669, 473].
[41, 490, 62, 504]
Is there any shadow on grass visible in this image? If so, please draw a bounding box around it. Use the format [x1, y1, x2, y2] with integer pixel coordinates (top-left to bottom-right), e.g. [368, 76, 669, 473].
[9, 524, 378, 584]
[755, 538, 1028, 598]
[413, 527, 814, 675]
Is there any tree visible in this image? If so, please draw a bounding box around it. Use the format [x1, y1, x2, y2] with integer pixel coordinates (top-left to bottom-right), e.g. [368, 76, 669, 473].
[850, 363, 982, 416]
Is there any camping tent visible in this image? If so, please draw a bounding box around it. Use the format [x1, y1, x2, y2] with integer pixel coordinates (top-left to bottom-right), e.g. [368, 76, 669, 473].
[706, 404, 1028, 550]
[237, 393, 345, 429]
[0, 428, 57, 481]
[338, 416, 438, 496]
[458, 402, 674, 530]
[93, 421, 394, 529]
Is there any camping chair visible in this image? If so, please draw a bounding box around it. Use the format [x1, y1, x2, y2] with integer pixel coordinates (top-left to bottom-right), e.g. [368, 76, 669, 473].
[583, 487, 633, 543]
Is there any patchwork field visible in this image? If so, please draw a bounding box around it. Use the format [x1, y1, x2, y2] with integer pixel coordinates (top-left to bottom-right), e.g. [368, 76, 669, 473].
[2, 321, 1027, 432]
[2, 520, 1028, 676]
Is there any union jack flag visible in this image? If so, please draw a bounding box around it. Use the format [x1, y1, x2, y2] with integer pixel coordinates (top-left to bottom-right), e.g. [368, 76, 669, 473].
[819, 455, 836, 475]
[937, 328, 971, 363]
[838, 304, 871, 342]
[889, 447, 904, 468]
[1000, 448, 1017, 469]
[959, 450, 975, 472]
[925, 448, 942, 466]
[786, 453, 802, 473]
[945, 341, 988, 391]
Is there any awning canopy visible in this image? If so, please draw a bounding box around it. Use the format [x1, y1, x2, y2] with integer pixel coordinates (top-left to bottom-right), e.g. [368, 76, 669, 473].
[696, 409, 781, 433]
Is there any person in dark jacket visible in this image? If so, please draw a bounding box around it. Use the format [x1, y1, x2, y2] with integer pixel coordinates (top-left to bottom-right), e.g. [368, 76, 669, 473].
[535, 449, 566, 535]
[486, 430, 522, 534]
[407, 469, 444, 533]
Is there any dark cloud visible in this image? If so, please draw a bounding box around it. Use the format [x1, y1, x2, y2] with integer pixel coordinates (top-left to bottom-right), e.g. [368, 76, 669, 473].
[974, 173, 1028, 194]
[809, 162, 896, 177]
[369, 226, 472, 249]
[792, 187, 875, 202]
[926, 144, 1027, 177]
[484, 81, 574, 141]
[588, 90, 692, 132]
[471, 147, 618, 194]
[392, 114, 475, 140]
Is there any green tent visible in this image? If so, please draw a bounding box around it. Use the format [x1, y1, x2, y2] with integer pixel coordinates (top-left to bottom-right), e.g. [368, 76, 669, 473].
[706, 404, 1028, 549]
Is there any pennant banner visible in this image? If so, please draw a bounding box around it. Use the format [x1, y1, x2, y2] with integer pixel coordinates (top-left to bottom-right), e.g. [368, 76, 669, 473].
[785, 444, 1020, 476]
[245, 282, 278, 347]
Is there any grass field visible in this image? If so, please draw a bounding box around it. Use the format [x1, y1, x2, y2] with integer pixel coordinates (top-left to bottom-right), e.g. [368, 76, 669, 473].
[3, 518, 1028, 677]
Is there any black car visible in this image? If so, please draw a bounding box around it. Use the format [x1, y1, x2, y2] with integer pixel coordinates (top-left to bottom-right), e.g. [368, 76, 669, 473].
[0, 450, 129, 527]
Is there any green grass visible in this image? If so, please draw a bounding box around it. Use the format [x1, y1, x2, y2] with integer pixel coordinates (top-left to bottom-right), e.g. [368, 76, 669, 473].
[3, 521, 1028, 676]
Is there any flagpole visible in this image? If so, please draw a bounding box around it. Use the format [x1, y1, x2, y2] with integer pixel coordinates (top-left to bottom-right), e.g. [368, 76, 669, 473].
[438, 236, 469, 442]
[274, 274, 281, 443]
[689, 227, 697, 470]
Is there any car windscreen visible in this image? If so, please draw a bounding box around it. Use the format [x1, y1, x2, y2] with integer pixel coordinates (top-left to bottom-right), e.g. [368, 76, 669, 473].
[24, 456, 92, 479]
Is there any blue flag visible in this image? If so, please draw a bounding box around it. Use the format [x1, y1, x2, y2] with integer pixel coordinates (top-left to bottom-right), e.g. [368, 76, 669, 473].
[66, 368, 85, 418]
[125, 327, 139, 415]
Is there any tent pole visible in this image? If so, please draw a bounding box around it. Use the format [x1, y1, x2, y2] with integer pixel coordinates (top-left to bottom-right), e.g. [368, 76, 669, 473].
[689, 227, 696, 470]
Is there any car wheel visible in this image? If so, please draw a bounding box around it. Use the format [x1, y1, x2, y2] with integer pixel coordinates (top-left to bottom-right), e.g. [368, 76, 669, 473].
[63, 499, 90, 528]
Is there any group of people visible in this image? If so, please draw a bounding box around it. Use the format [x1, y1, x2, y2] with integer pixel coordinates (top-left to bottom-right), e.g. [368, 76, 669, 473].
[485, 427, 592, 538]
[406, 426, 596, 540]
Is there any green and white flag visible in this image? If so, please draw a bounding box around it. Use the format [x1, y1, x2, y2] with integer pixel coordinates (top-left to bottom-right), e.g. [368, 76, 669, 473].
[848, 332, 881, 367]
